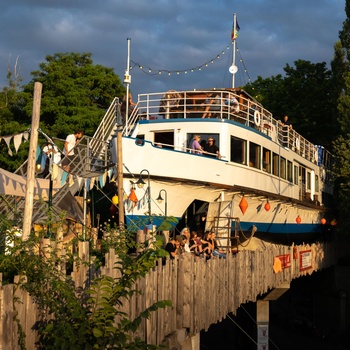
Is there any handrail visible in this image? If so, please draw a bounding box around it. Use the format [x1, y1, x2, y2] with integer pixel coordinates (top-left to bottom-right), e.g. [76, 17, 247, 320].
[122, 89, 331, 165]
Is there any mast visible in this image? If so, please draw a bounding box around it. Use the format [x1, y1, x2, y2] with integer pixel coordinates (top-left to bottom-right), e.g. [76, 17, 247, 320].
[230, 13, 238, 88]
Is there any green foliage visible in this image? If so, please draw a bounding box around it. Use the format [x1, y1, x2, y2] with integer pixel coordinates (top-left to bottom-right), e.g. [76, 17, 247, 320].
[244, 59, 337, 149]
[0, 222, 171, 349]
[0, 52, 125, 171]
[24, 52, 125, 138]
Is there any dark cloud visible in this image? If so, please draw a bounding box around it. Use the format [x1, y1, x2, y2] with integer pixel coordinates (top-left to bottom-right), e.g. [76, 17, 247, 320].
[0, 0, 345, 96]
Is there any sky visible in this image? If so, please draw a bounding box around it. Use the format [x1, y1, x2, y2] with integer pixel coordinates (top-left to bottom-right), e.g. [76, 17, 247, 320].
[0, 0, 346, 98]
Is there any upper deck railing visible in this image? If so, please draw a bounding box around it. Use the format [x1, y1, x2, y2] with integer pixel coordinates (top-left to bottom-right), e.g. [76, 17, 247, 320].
[123, 89, 330, 167]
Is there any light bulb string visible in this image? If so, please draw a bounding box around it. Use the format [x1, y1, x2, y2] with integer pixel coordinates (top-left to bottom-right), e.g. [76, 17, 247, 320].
[129, 42, 251, 82]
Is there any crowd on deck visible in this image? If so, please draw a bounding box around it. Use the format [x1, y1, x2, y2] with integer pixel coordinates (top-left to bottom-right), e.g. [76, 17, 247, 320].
[164, 227, 226, 260]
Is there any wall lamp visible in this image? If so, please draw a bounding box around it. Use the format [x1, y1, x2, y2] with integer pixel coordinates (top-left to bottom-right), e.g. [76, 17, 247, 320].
[136, 169, 152, 223]
[156, 189, 168, 218]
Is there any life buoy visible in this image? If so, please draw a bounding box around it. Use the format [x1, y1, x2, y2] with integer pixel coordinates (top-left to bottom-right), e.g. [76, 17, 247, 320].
[295, 137, 300, 151]
[254, 110, 261, 126]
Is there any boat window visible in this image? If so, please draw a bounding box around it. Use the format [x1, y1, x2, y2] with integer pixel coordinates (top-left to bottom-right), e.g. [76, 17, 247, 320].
[272, 152, 279, 176]
[263, 148, 271, 173]
[294, 165, 299, 185]
[287, 161, 293, 182]
[230, 136, 247, 165]
[315, 175, 319, 192]
[280, 157, 286, 179]
[249, 142, 261, 169]
[154, 131, 174, 149]
[307, 171, 311, 190]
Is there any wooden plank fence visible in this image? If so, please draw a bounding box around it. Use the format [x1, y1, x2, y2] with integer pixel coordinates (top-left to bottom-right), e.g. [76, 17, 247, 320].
[0, 239, 338, 349]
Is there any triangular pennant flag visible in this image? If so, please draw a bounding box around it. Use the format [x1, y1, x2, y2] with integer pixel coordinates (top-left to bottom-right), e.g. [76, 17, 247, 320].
[13, 133, 23, 153]
[23, 131, 29, 141]
[90, 177, 95, 190]
[61, 171, 68, 186]
[3, 136, 13, 156]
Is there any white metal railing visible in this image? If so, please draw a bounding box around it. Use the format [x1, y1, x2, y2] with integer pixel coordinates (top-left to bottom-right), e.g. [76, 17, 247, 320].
[121, 89, 322, 164]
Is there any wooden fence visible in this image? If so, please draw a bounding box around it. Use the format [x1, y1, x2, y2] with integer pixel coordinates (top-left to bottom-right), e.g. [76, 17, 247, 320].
[0, 239, 338, 349]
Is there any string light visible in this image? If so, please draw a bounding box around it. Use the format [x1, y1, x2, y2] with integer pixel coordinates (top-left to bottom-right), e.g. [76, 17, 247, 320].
[129, 42, 251, 84]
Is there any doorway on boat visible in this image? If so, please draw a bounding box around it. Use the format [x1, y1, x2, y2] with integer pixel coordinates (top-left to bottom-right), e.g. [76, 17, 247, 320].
[175, 199, 208, 236]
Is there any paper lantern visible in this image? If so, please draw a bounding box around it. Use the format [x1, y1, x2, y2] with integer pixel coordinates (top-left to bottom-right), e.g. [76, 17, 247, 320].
[320, 218, 326, 225]
[239, 196, 248, 215]
[129, 188, 138, 203]
[109, 204, 117, 215]
[112, 195, 119, 205]
[296, 215, 302, 225]
[264, 200, 271, 212]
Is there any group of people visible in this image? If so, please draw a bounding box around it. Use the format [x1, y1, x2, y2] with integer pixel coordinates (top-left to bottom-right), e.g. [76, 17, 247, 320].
[40, 129, 84, 176]
[190, 135, 221, 158]
[165, 227, 226, 260]
[202, 94, 240, 119]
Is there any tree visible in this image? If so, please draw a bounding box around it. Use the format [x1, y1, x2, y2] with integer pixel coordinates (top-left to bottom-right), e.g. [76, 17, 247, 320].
[331, 0, 350, 230]
[244, 60, 336, 149]
[0, 52, 126, 171]
[0, 56, 30, 171]
[22, 52, 125, 139]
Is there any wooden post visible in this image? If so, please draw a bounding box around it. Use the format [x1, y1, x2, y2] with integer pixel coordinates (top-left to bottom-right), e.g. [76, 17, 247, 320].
[257, 300, 269, 350]
[22, 82, 42, 241]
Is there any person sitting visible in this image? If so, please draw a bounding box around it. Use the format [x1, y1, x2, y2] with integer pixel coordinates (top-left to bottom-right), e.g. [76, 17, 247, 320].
[203, 138, 221, 158]
[165, 237, 180, 259]
[190, 135, 203, 154]
[202, 95, 222, 118]
[189, 230, 203, 256]
[225, 95, 240, 114]
[208, 232, 226, 259]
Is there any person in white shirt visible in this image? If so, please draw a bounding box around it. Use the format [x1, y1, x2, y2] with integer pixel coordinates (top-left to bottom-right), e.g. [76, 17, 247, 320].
[62, 129, 83, 171]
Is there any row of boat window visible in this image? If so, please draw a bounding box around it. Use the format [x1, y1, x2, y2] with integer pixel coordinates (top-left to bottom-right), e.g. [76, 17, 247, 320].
[230, 135, 319, 190]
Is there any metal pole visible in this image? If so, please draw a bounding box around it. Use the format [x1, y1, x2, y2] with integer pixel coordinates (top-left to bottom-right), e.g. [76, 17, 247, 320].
[124, 38, 131, 133]
[232, 13, 237, 89]
[47, 157, 53, 238]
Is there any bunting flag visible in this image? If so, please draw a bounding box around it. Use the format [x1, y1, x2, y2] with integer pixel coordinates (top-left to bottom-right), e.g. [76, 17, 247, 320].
[231, 19, 240, 40]
[0, 130, 30, 156]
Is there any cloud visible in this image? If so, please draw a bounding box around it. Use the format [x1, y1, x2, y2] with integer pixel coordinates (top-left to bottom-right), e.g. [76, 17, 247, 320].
[0, 0, 346, 95]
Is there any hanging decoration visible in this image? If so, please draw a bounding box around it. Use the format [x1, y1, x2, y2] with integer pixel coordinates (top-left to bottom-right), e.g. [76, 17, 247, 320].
[320, 218, 326, 225]
[112, 195, 119, 205]
[264, 200, 271, 212]
[110, 203, 117, 216]
[129, 188, 138, 203]
[129, 43, 251, 83]
[0, 129, 30, 156]
[296, 215, 302, 225]
[239, 195, 248, 215]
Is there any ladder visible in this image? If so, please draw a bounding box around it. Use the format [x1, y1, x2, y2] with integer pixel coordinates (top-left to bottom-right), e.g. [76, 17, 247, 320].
[210, 216, 241, 253]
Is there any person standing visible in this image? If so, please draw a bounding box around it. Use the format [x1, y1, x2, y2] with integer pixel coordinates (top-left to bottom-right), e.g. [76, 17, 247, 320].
[62, 129, 83, 171]
[203, 138, 221, 158]
[190, 135, 203, 154]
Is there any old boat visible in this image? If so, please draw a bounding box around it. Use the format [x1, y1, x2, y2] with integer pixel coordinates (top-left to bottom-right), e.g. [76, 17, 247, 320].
[109, 87, 334, 244]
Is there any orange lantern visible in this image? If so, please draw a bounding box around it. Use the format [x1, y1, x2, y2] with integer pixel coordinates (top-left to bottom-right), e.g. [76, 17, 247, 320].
[331, 219, 337, 226]
[129, 188, 138, 203]
[264, 200, 271, 212]
[296, 215, 302, 225]
[239, 196, 248, 215]
[320, 218, 326, 225]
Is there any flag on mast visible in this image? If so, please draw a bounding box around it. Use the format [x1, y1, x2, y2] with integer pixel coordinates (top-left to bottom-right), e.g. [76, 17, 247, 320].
[231, 18, 240, 40]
